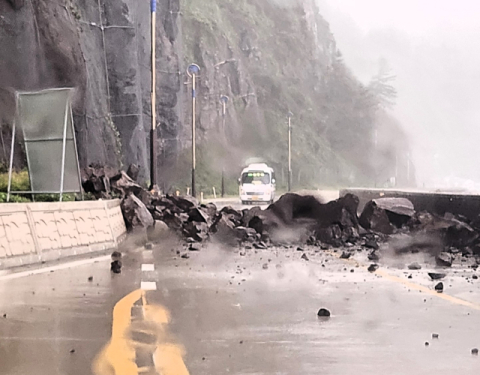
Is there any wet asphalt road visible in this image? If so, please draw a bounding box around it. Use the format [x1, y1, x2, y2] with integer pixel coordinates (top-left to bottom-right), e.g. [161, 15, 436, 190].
[0, 237, 479, 374]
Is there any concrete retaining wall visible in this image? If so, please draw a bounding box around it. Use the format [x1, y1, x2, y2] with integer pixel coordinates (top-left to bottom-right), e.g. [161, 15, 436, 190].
[340, 188, 480, 221]
[0, 199, 126, 268]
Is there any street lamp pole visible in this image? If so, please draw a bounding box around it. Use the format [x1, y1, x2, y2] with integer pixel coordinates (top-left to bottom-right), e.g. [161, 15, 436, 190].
[287, 111, 293, 192]
[220, 95, 229, 198]
[150, 0, 158, 189]
[187, 64, 200, 197]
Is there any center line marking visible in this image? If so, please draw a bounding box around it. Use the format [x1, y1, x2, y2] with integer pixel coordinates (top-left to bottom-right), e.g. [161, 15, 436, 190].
[141, 281, 157, 290]
[141, 264, 155, 272]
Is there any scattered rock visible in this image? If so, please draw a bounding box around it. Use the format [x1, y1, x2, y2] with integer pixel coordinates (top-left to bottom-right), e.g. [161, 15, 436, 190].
[473, 275, 478, 280]
[3, 314, 6, 318]
[408, 262, 422, 270]
[145, 242, 153, 250]
[425, 342, 430, 346]
[364, 238, 379, 250]
[301, 253, 309, 261]
[111, 260, 122, 274]
[434, 282, 444, 293]
[88, 276, 93, 282]
[368, 251, 379, 261]
[181, 253, 190, 259]
[432, 333, 439, 339]
[70, 349, 75, 354]
[253, 242, 268, 250]
[368, 264, 379, 273]
[317, 308, 331, 317]
[340, 251, 351, 259]
[472, 348, 479, 355]
[262, 263, 268, 270]
[428, 272, 446, 280]
[189, 243, 201, 252]
[111, 251, 122, 260]
[436, 252, 453, 267]
[297, 247, 304, 252]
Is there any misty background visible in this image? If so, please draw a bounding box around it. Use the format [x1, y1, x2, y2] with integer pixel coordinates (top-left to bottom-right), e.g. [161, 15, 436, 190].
[315, 0, 480, 189]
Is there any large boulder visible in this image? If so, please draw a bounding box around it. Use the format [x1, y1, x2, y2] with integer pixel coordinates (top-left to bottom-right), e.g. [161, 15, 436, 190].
[111, 171, 143, 197]
[121, 194, 154, 230]
[359, 198, 415, 234]
[167, 195, 198, 212]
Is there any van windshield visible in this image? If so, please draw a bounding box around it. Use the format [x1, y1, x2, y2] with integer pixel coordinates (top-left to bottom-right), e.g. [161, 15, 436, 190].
[241, 171, 270, 184]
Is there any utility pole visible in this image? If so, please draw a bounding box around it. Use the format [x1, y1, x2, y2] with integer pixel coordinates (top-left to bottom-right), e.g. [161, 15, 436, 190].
[150, 0, 158, 190]
[287, 111, 293, 192]
[220, 95, 229, 198]
[187, 64, 200, 197]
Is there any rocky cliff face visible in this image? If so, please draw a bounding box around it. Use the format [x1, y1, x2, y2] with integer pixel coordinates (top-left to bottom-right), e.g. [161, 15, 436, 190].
[0, 0, 411, 191]
[0, 0, 180, 182]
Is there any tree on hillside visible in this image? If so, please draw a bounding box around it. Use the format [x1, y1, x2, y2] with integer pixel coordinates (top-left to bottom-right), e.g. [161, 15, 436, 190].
[368, 58, 397, 109]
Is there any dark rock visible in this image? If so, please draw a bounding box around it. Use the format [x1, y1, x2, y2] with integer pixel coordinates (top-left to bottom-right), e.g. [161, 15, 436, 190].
[162, 210, 187, 232]
[432, 333, 439, 339]
[436, 252, 453, 267]
[234, 226, 258, 241]
[181, 253, 190, 259]
[360, 198, 414, 234]
[253, 242, 268, 250]
[434, 282, 444, 293]
[167, 195, 198, 212]
[188, 207, 210, 224]
[473, 275, 478, 280]
[111, 260, 122, 274]
[126, 164, 140, 181]
[248, 216, 264, 234]
[368, 251, 379, 261]
[189, 243, 201, 251]
[428, 272, 446, 280]
[121, 194, 154, 230]
[408, 262, 422, 270]
[111, 171, 143, 197]
[183, 221, 209, 242]
[425, 342, 429, 346]
[297, 247, 305, 252]
[317, 308, 331, 317]
[364, 238, 379, 250]
[111, 251, 122, 261]
[88, 276, 93, 282]
[301, 253, 309, 261]
[340, 251, 351, 259]
[368, 264, 379, 273]
[472, 348, 479, 355]
[262, 263, 268, 270]
[70, 349, 75, 354]
[202, 203, 217, 219]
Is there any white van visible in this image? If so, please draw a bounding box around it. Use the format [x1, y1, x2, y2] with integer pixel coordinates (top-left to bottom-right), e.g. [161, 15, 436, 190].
[239, 163, 276, 204]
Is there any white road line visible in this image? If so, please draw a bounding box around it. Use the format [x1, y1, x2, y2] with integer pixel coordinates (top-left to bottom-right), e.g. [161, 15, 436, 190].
[141, 281, 157, 290]
[141, 264, 155, 272]
[0, 255, 111, 282]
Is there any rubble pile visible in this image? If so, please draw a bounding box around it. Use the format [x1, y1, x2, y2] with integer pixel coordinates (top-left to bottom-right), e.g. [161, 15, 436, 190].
[82, 164, 480, 267]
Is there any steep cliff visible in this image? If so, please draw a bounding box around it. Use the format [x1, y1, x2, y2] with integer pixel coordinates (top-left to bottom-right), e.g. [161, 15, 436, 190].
[0, 0, 411, 192]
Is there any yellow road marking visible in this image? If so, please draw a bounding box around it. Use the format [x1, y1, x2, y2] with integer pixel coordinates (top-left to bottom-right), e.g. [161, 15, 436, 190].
[329, 250, 480, 311]
[93, 289, 190, 375]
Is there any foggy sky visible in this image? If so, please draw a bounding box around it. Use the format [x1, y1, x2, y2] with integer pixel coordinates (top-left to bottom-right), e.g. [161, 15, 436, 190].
[316, 0, 480, 189]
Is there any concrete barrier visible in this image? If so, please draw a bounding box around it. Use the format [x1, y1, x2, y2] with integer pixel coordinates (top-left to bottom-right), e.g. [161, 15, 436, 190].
[0, 199, 126, 269]
[340, 188, 480, 221]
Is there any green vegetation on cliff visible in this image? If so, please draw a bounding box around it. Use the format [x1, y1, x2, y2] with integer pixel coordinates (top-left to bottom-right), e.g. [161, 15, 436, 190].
[174, 0, 410, 193]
